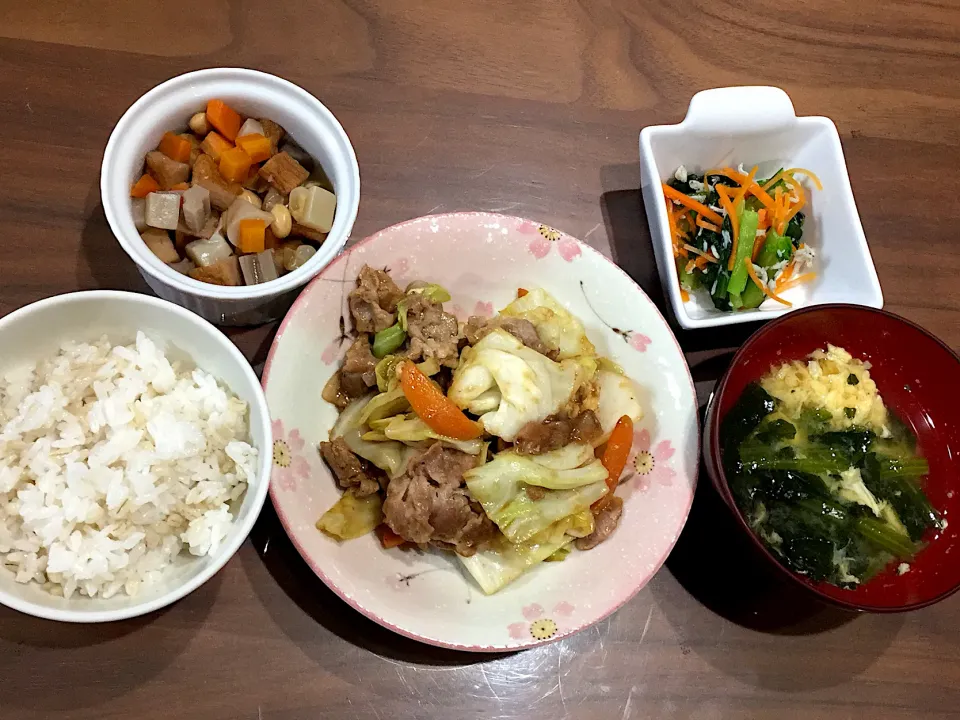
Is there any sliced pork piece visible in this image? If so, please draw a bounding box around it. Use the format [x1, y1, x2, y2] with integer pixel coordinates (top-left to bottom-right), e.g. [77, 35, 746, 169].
[348, 265, 405, 333]
[513, 410, 603, 455]
[320, 437, 382, 497]
[342, 335, 378, 389]
[575, 495, 623, 550]
[404, 297, 459, 368]
[463, 316, 558, 360]
[383, 443, 497, 556]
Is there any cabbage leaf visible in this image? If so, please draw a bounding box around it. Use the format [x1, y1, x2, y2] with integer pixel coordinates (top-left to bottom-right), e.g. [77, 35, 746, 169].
[316, 492, 382, 540]
[595, 370, 644, 443]
[464, 451, 608, 543]
[448, 329, 594, 441]
[331, 395, 406, 477]
[457, 511, 594, 594]
[500, 288, 596, 360]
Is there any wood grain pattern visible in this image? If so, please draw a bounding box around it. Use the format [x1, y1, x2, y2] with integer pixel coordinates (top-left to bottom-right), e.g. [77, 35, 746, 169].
[1, 1, 960, 718]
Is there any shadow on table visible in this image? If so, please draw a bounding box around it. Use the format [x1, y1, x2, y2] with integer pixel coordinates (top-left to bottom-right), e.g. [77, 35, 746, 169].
[0, 572, 220, 712]
[79, 183, 152, 293]
[244, 502, 511, 667]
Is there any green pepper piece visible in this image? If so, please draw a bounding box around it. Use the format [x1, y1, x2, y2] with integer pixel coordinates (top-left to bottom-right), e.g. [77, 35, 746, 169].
[372, 324, 407, 358]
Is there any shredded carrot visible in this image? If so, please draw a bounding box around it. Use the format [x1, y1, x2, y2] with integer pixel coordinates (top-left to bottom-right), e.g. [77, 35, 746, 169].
[696, 217, 721, 232]
[714, 167, 749, 184]
[683, 244, 718, 262]
[779, 197, 806, 234]
[685, 258, 696, 274]
[752, 231, 767, 261]
[777, 272, 816, 293]
[716, 185, 739, 269]
[762, 170, 789, 191]
[732, 166, 758, 209]
[775, 262, 796, 289]
[745, 258, 792, 307]
[757, 209, 768, 228]
[784, 167, 823, 191]
[662, 184, 724, 225]
[680, 289, 690, 302]
[666, 201, 679, 257]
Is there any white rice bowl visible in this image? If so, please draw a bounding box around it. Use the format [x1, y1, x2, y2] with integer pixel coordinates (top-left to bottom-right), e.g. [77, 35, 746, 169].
[0, 331, 258, 601]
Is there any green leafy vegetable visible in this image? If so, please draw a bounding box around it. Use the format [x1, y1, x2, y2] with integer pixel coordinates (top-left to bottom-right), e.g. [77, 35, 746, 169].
[727, 208, 760, 299]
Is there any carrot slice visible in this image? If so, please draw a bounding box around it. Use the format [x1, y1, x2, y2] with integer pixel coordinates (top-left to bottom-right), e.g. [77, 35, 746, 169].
[662, 184, 724, 226]
[235, 133, 273, 164]
[680, 288, 690, 302]
[206, 99, 243, 141]
[130, 174, 160, 198]
[238, 218, 266, 253]
[400, 361, 481, 440]
[601, 416, 634, 493]
[517, 288, 528, 298]
[158, 131, 192, 164]
[376, 524, 407, 549]
[745, 258, 792, 307]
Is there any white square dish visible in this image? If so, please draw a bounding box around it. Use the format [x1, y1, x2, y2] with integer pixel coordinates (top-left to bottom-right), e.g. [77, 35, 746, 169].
[639, 86, 883, 330]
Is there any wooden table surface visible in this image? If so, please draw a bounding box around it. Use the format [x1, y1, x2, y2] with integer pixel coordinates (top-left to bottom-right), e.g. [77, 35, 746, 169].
[2, 2, 960, 718]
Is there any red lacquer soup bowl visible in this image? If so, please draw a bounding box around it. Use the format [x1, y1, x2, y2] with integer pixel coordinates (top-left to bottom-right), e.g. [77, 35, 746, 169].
[704, 305, 960, 612]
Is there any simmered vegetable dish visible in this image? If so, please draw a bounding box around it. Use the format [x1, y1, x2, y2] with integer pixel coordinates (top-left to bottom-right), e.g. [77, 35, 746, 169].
[317, 266, 646, 594]
[722, 345, 944, 588]
[131, 99, 336, 286]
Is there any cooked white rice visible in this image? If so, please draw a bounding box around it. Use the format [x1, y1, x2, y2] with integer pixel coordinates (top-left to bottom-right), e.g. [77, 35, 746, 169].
[0, 332, 257, 599]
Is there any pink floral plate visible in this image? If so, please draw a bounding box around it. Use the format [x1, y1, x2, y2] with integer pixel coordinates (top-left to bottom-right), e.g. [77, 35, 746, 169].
[261, 212, 699, 651]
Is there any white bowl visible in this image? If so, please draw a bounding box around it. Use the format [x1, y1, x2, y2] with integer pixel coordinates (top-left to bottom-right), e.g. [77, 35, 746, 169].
[640, 86, 883, 330]
[101, 68, 360, 326]
[0, 291, 272, 622]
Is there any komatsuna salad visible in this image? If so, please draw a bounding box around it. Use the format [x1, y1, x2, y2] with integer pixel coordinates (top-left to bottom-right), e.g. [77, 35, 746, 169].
[317, 265, 644, 594]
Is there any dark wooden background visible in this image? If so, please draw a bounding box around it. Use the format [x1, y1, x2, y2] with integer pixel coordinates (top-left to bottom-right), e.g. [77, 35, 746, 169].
[1, 2, 959, 718]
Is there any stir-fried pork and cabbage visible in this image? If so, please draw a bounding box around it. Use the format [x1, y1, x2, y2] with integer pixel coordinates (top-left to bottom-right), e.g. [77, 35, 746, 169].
[318, 266, 644, 594]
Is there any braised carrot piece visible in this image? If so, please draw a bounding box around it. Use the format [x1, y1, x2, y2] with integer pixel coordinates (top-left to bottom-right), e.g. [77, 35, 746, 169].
[131, 174, 160, 198]
[376, 524, 407, 549]
[235, 133, 273, 164]
[400, 361, 481, 440]
[517, 288, 528, 297]
[169, 182, 190, 191]
[201, 131, 234, 161]
[238, 218, 266, 253]
[206, 99, 243, 141]
[219, 147, 253, 184]
[158, 131, 192, 164]
[600, 416, 634, 492]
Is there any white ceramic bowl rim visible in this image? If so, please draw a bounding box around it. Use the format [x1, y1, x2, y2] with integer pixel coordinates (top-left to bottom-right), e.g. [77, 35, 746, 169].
[0, 290, 272, 622]
[100, 67, 360, 301]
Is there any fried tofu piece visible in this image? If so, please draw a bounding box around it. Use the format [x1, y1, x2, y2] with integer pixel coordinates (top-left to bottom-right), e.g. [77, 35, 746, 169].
[188, 255, 242, 286]
[192, 154, 243, 211]
[145, 151, 189, 189]
[260, 118, 285, 149]
[258, 151, 309, 195]
[290, 222, 327, 244]
[141, 228, 179, 263]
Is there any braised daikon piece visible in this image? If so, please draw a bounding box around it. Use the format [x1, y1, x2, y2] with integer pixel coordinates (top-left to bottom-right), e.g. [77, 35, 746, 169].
[145, 192, 180, 231]
[237, 118, 264, 140]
